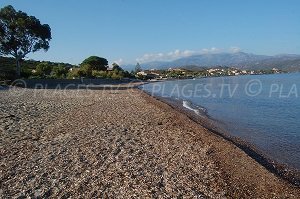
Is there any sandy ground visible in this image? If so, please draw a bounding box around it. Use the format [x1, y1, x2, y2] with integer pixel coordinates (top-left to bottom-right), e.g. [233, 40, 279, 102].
[0, 85, 299, 198]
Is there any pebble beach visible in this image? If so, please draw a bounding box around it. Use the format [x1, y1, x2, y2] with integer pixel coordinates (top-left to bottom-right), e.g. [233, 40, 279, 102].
[0, 85, 299, 198]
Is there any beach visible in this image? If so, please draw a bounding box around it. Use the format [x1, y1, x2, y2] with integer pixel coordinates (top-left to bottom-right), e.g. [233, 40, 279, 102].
[0, 84, 299, 198]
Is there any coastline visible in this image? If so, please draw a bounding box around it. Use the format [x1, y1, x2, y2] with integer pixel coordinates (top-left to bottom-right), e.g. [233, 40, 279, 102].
[139, 77, 300, 186]
[1, 85, 299, 197]
[142, 91, 300, 185]
[137, 88, 300, 193]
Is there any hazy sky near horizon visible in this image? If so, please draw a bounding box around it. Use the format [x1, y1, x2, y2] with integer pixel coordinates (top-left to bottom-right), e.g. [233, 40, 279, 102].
[1, 0, 300, 65]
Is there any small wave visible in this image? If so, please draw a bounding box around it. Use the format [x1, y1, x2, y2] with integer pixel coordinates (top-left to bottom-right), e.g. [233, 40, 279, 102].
[182, 100, 206, 116]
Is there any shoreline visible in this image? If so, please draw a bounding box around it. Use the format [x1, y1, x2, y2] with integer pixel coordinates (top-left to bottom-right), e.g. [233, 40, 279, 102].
[1, 85, 300, 197]
[138, 86, 300, 186]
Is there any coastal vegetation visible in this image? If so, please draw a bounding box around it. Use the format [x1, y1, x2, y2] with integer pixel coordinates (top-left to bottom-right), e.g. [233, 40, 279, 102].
[0, 56, 73, 80]
[0, 5, 51, 77]
[0, 56, 134, 80]
[0, 54, 285, 82]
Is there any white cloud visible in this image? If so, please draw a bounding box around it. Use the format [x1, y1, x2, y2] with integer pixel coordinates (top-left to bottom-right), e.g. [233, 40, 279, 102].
[136, 47, 240, 63]
[112, 58, 123, 65]
[229, 46, 241, 53]
[201, 47, 221, 54]
[136, 49, 199, 63]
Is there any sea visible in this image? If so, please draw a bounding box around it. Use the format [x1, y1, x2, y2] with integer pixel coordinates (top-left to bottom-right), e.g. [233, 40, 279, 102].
[141, 73, 300, 170]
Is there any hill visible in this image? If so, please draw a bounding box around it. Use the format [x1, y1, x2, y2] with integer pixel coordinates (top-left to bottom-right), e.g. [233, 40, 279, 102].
[135, 52, 300, 72]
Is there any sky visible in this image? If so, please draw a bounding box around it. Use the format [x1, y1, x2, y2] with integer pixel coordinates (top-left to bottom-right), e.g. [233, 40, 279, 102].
[0, 0, 300, 65]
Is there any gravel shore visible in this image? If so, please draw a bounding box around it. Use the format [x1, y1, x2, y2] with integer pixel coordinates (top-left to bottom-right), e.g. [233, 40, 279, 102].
[1, 85, 299, 198]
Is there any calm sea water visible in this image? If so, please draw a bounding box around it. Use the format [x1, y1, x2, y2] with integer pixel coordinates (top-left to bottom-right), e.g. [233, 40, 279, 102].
[141, 73, 300, 170]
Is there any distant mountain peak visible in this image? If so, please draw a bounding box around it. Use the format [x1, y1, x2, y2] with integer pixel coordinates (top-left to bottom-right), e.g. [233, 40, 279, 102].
[132, 52, 300, 72]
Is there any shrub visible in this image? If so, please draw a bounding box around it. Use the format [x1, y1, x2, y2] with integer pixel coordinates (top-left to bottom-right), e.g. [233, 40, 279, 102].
[35, 63, 52, 77]
[67, 68, 80, 79]
[51, 65, 68, 79]
[79, 64, 93, 77]
[92, 70, 107, 78]
[111, 72, 121, 80]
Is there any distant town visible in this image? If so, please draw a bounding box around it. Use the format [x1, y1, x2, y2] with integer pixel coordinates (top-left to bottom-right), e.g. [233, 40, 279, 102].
[136, 66, 284, 80]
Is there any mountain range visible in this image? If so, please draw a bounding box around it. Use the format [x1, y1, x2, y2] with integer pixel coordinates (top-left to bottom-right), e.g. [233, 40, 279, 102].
[125, 52, 300, 72]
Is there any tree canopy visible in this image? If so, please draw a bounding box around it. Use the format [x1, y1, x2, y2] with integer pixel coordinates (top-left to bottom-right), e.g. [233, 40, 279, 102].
[35, 63, 52, 77]
[81, 56, 108, 71]
[135, 62, 142, 73]
[112, 62, 123, 71]
[0, 5, 51, 77]
[79, 64, 93, 77]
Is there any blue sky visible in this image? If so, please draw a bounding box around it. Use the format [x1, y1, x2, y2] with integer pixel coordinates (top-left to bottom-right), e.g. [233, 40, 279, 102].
[1, 0, 300, 65]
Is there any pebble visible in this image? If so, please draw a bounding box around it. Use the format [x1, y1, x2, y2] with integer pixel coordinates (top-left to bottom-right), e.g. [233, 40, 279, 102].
[0, 86, 299, 198]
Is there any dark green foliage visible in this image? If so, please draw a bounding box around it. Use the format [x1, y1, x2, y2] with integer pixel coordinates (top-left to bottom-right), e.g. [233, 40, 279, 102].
[0, 56, 74, 80]
[123, 70, 134, 78]
[135, 62, 142, 73]
[0, 55, 134, 80]
[112, 62, 123, 71]
[35, 63, 52, 77]
[89, 63, 134, 79]
[168, 71, 183, 78]
[81, 56, 108, 71]
[92, 70, 107, 78]
[0, 57, 15, 80]
[0, 56, 38, 80]
[135, 73, 146, 80]
[52, 65, 68, 78]
[67, 68, 80, 79]
[79, 64, 93, 77]
[0, 67, 14, 80]
[0, 5, 52, 77]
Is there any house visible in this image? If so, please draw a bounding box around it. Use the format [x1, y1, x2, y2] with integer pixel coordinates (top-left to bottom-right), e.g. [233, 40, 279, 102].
[136, 71, 161, 79]
[136, 71, 148, 76]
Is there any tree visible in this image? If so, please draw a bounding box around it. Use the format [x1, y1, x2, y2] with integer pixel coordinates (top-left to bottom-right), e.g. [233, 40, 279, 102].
[112, 62, 123, 71]
[67, 68, 80, 79]
[35, 63, 52, 77]
[0, 5, 51, 77]
[92, 70, 107, 78]
[79, 64, 93, 77]
[135, 62, 142, 73]
[52, 65, 68, 78]
[81, 56, 108, 71]
[110, 70, 123, 80]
